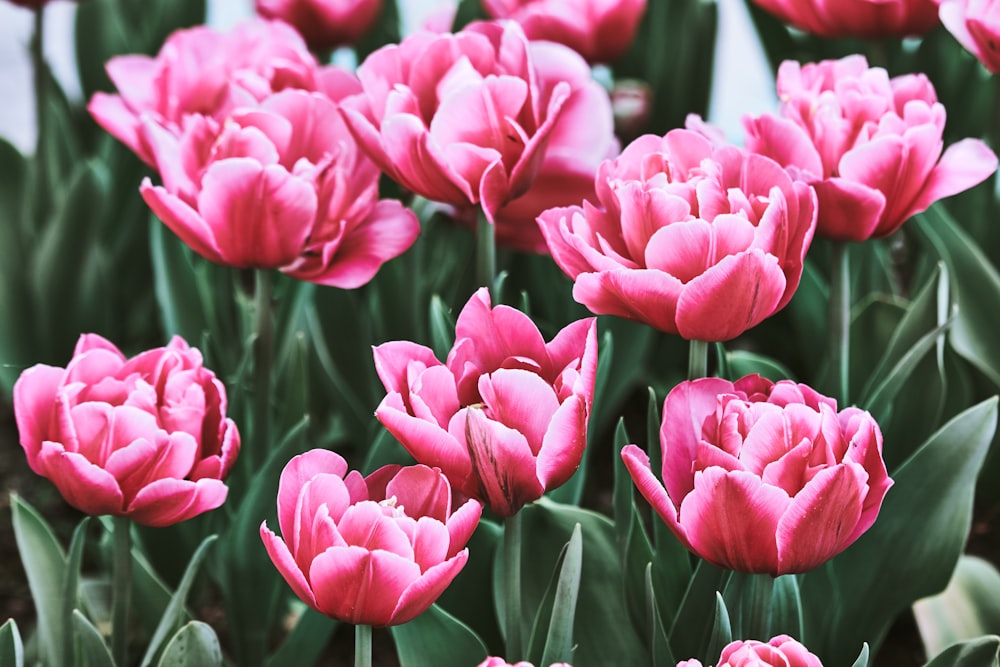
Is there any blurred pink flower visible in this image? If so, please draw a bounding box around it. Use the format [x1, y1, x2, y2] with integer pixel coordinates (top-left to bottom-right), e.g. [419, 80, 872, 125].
[139, 86, 419, 288]
[749, 0, 939, 38]
[622, 375, 892, 576]
[14, 334, 239, 527]
[255, 0, 383, 52]
[373, 288, 597, 517]
[744, 55, 998, 242]
[340, 20, 613, 246]
[937, 0, 1000, 74]
[261, 449, 481, 626]
[537, 129, 816, 342]
[88, 17, 340, 166]
[677, 635, 824, 667]
[482, 0, 647, 64]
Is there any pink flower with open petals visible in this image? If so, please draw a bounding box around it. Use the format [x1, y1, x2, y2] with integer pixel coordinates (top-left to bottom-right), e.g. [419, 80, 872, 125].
[373, 288, 597, 517]
[622, 375, 892, 576]
[255, 0, 383, 52]
[749, 0, 939, 38]
[678, 635, 823, 667]
[937, 0, 1000, 74]
[537, 129, 816, 342]
[744, 55, 998, 242]
[260, 449, 481, 626]
[139, 86, 419, 288]
[13, 334, 239, 527]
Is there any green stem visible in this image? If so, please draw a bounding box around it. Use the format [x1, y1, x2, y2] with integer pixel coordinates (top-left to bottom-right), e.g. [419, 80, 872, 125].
[111, 516, 131, 667]
[829, 242, 851, 405]
[504, 511, 524, 660]
[355, 624, 372, 667]
[476, 208, 496, 299]
[30, 7, 44, 161]
[688, 339, 708, 380]
[253, 269, 274, 464]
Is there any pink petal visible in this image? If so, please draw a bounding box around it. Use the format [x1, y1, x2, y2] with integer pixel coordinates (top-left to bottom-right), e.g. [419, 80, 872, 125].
[620, 444, 692, 550]
[911, 138, 998, 215]
[409, 516, 450, 571]
[375, 395, 473, 485]
[13, 364, 65, 469]
[478, 368, 561, 453]
[572, 268, 683, 334]
[445, 499, 484, 558]
[141, 181, 226, 264]
[39, 444, 124, 516]
[372, 341, 442, 395]
[277, 450, 349, 542]
[260, 521, 318, 609]
[536, 396, 587, 491]
[743, 113, 824, 179]
[126, 477, 228, 526]
[337, 501, 414, 558]
[384, 465, 452, 523]
[389, 551, 470, 626]
[310, 546, 421, 626]
[86, 92, 148, 164]
[811, 177, 887, 242]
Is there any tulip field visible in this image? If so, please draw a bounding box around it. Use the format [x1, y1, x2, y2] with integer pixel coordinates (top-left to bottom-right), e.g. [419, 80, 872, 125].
[2, 0, 1000, 666]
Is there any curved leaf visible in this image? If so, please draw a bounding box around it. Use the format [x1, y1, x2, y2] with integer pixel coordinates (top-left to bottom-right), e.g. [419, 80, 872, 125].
[157, 622, 222, 667]
[390, 603, 488, 667]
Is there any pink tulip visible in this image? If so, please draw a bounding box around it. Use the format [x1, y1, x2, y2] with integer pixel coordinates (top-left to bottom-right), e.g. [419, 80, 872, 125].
[139, 87, 419, 288]
[744, 56, 998, 242]
[13, 335, 239, 527]
[677, 635, 823, 667]
[937, 0, 1000, 74]
[482, 0, 647, 64]
[479, 659, 572, 667]
[537, 129, 816, 342]
[88, 17, 340, 166]
[339, 21, 610, 236]
[749, 0, 939, 38]
[260, 449, 481, 626]
[373, 288, 597, 517]
[622, 375, 892, 575]
[255, 0, 383, 52]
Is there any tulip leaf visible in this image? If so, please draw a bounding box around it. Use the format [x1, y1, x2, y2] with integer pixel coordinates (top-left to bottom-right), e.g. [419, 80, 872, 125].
[539, 524, 583, 667]
[852, 643, 871, 667]
[61, 517, 90, 667]
[149, 220, 209, 345]
[769, 574, 804, 640]
[437, 519, 503, 654]
[668, 559, 730, 662]
[157, 622, 222, 667]
[646, 564, 676, 667]
[10, 494, 66, 667]
[723, 572, 774, 641]
[800, 397, 998, 665]
[914, 556, 1000, 659]
[923, 636, 1000, 667]
[391, 603, 488, 667]
[264, 606, 336, 667]
[725, 350, 795, 382]
[429, 294, 456, 362]
[0, 619, 24, 667]
[72, 610, 115, 667]
[704, 593, 733, 663]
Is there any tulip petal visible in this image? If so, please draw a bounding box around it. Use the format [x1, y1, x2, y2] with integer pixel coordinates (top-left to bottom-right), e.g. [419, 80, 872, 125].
[311, 547, 421, 626]
[260, 522, 318, 609]
[141, 181, 226, 264]
[13, 365, 64, 468]
[278, 450, 350, 541]
[127, 477, 228, 526]
[912, 138, 998, 216]
[620, 444, 692, 550]
[375, 396, 473, 485]
[390, 551, 470, 626]
[811, 177, 887, 242]
[479, 368, 561, 454]
[39, 444, 124, 516]
[572, 268, 683, 335]
[536, 395, 587, 490]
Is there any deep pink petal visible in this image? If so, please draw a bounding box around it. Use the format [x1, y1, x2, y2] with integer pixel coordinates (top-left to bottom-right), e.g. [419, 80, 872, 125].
[375, 395, 472, 484]
[260, 522, 318, 609]
[389, 551, 470, 625]
[572, 268, 683, 334]
[141, 181, 226, 263]
[536, 396, 587, 491]
[372, 341, 442, 395]
[277, 450, 349, 541]
[310, 547, 421, 626]
[811, 177, 887, 242]
[13, 365, 65, 469]
[911, 138, 998, 216]
[126, 477, 228, 526]
[621, 444, 692, 549]
[38, 444, 124, 516]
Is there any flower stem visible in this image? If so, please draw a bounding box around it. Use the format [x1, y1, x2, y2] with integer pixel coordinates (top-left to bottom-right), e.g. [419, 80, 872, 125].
[253, 269, 274, 464]
[476, 208, 496, 299]
[355, 624, 372, 667]
[688, 339, 708, 380]
[829, 241, 851, 405]
[111, 515, 131, 667]
[504, 511, 524, 660]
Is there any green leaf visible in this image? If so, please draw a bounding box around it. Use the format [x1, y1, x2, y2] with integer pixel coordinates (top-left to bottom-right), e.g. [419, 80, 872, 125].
[923, 636, 1000, 667]
[725, 350, 795, 382]
[390, 604, 488, 667]
[769, 575, 803, 640]
[914, 556, 1000, 658]
[149, 219, 209, 343]
[72, 610, 115, 667]
[852, 643, 871, 667]
[157, 622, 222, 667]
[540, 524, 583, 667]
[723, 572, 774, 641]
[800, 397, 999, 665]
[62, 517, 91, 667]
[436, 519, 503, 654]
[429, 295, 456, 362]
[645, 564, 675, 667]
[0, 619, 24, 667]
[669, 560, 730, 662]
[10, 494, 66, 667]
[264, 607, 337, 667]
[704, 593, 733, 664]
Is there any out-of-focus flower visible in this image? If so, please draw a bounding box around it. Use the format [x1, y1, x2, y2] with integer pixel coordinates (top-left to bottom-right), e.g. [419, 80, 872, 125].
[13, 334, 239, 527]
[478, 659, 572, 667]
[622, 375, 892, 576]
[340, 20, 611, 240]
[677, 635, 824, 666]
[88, 17, 340, 166]
[482, 0, 647, 64]
[744, 55, 998, 242]
[255, 0, 383, 52]
[373, 288, 597, 517]
[537, 129, 816, 342]
[139, 87, 419, 288]
[260, 449, 481, 626]
[937, 0, 1000, 74]
[748, 0, 939, 38]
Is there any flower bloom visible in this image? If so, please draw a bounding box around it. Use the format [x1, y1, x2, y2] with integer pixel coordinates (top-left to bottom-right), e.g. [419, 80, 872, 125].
[748, 0, 939, 38]
[537, 129, 816, 342]
[340, 20, 608, 231]
[479, 659, 571, 667]
[260, 449, 481, 626]
[744, 55, 998, 242]
[139, 87, 419, 288]
[937, 0, 1000, 74]
[373, 288, 597, 517]
[482, 0, 647, 64]
[13, 334, 239, 527]
[677, 635, 823, 667]
[255, 0, 383, 52]
[622, 375, 892, 575]
[88, 17, 338, 166]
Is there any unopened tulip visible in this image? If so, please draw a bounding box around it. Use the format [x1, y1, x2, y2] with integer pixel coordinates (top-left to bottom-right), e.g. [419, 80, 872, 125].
[482, 0, 647, 64]
[373, 288, 597, 517]
[623, 375, 892, 575]
[678, 635, 823, 667]
[537, 129, 816, 342]
[938, 0, 1000, 74]
[255, 0, 383, 52]
[260, 449, 481, 626]
[13, 335, 239, 527]
[749, 0, 939, 38]
[744, 55, 998, 242]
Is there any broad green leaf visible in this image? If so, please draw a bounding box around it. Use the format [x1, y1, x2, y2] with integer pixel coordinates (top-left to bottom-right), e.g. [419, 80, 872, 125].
[668, 560, 730, 662]
[769, 574, 804, 640]
[72, 610, 115, 667]
[540, 524, 583, 667]
[437, 519, 503, 654]
[923, 636, 1000, 667]
[0, 619, 24, 667]
[157, 622, 222, 667]
[704, 593, 733, 664]
[391, 604, 488, 667]
[915, 556, 1000, 658]
[264, 607, 337, 667]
